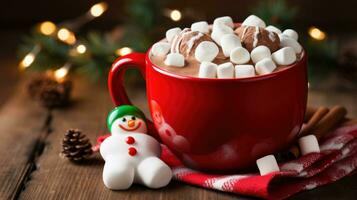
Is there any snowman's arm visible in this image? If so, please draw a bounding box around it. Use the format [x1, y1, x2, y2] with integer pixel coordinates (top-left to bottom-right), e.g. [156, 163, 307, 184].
[92, 134, 111, 152]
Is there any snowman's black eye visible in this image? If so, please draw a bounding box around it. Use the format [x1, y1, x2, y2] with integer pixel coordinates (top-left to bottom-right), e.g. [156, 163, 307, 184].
[122, 118, 126, 122]
[131, 116, 136, 120]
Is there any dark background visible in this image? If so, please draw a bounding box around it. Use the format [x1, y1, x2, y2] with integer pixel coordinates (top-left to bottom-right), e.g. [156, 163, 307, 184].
[1, 0, 357, 32]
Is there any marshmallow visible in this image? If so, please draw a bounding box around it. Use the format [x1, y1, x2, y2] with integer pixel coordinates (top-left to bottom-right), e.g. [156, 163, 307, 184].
[211, 23, 234, 45]
[265, 25, 282, 34]
[242, 15, 266, 28]
[195, 41, 219, 62]
[230, 47, 250, 64]
[298, 135, 320, 155]
[235, 65, 255, 78]
[272, 47, 296, 65]
[250, 45, 271, 63]
[164, 53, 185, 67]
[191, 21, 209, 33]
[198, 62, 217, 78]
[217, 62, 234, 78]
[220, 34, 242, 57]
[256, 155, 280, 176]
[137, 157, 172, 188]
[279, 35, 302, 54]
[255, 58, 276, 75]
[282, 29, 298, 41]
[213, 16, 234, 28]
[166, 27, 182, 42]
[151, 42, 171, 57]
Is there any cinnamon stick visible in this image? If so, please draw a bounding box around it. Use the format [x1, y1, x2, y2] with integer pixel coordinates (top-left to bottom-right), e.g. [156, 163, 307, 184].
[305, 107, 318, 122]
[300, 106, 329, 136]
[311, 105, 347, 140]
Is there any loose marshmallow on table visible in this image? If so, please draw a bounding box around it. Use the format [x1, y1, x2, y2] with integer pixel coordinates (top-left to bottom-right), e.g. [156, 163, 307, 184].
[191, 21, 209, 33]
[282, 29, 298, 41]
[213, 16, 234, 28]
[220, 34, 242, 57]
[250, 45, 271, 63]
[230, 47, 250, 64]
[235, 65, 255, 78]
[195, 41, 219, 62]
[166, 27, 182, 43]
[217, 62, 234, 78]
[265, 25, 282, 34]
[151, 42, 171, 57]
[272, 47, 296, 65]
[164, 53, 185, 67]
[198, 62, 217, 78]
[298, 135, 320, 155]
[255, 58, 276, 75]
[211, 23, 234, 45]
[256, 155, 280, 176]
[242, 15, 266, 28]
[279, 35, 302, 54]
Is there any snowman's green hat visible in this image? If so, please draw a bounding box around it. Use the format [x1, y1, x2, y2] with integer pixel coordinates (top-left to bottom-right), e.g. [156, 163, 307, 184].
[107, 105, 146, 130]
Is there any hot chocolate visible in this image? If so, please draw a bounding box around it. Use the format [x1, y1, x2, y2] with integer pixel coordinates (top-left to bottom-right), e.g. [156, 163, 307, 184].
[149, 15, 303, 78]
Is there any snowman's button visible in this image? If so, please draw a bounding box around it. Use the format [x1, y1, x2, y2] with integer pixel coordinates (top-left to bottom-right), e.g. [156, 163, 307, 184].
[126, 136, 135, 144]
[128, 147, 137, 156]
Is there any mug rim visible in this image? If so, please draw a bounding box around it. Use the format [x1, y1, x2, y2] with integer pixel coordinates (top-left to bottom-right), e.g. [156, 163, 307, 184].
[146, 49, 306, 82]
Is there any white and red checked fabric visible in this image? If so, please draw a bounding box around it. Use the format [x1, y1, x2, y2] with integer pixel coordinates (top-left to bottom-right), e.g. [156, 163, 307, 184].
[160, 125, 357, 199]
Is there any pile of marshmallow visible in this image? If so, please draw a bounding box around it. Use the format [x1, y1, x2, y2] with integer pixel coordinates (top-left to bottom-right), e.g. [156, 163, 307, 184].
[150, 15, 303, 78]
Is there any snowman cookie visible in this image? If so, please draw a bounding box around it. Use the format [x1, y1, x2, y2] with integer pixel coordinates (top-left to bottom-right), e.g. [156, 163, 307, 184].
[100, 105, 172, 190]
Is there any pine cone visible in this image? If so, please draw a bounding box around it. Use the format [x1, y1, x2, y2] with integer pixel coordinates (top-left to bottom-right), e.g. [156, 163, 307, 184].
[28, 75, 58, 99]
[39, 82, 71, 108]
[28, 74, 72, 108]
[61, 129, 93, 162]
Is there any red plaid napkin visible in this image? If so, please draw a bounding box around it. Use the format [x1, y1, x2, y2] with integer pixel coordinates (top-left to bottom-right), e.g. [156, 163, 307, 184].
[160, 125, 357, 199]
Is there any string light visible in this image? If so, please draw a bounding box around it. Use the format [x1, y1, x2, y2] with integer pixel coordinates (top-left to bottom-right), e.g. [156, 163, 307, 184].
[90, 2, 108, 17]
[19, 45, 41, 70]
[57, 28, 70, 40]
[170, 9, 182, 21]
[57, 28, 76, 45]
[76, 44, 87, 54]
[20, 53, 35, 69]
[54, 64, 70, 82]
[308, 27, 326, 41]
[39, 21, 56, 35]
[116, 47, 133, 56]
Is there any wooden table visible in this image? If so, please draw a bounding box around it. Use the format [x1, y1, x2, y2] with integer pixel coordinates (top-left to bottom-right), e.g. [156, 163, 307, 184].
[0, 75, 356, 200]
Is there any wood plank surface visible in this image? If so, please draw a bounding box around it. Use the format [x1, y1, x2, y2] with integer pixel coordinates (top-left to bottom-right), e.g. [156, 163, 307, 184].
[0, 78, 47, 200]
[0, 75, 355, 200]
[18, 77, 249, 200]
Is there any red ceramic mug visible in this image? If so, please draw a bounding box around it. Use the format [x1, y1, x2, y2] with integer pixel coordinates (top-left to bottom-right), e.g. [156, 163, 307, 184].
[108, 51, 308, 172]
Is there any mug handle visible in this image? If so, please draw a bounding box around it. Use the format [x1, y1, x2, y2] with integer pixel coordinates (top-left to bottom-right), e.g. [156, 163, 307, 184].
[108, 52, 159, 139]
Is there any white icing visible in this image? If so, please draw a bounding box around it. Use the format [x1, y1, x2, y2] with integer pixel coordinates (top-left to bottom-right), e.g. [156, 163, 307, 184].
[186, 33, 203, 55]
[171, 28, 190, 53]
[241, 26, 248, 40]
[268, 31, 276, 42]
[253, 26, 260, 48]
